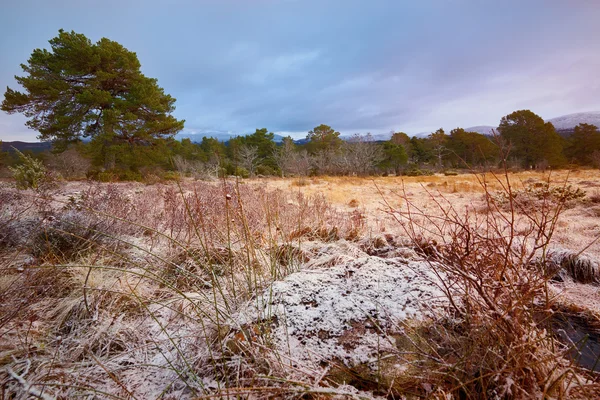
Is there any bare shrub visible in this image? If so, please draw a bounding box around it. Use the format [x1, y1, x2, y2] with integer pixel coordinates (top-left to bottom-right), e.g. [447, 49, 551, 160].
[381, 167, 592, 397]
[173, 155, 218, 180]
[45, 147, 91, 180]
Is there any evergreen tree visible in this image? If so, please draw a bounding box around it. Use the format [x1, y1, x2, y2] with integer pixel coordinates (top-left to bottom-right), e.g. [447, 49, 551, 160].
[447, 128, 499, 166]
[380, 142, 408, 174]
[427, 128, 448, 169]
[200, 137, 226, 160]
[409, 137, 432, 164]
[390, 132, 412, 158]
[498, 110, 564, 168]
[244, 128, 277, 169]
[565, 123, 600, 165]
[306, 124, 343, 154]
[1, 30, 184, 168]
[275, 136, 297, 177]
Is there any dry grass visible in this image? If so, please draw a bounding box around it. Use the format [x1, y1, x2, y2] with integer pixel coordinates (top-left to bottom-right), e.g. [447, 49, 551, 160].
[0, 179, 368, 398]
[253, 170, 600, 258]
[1, 168, 600, 398]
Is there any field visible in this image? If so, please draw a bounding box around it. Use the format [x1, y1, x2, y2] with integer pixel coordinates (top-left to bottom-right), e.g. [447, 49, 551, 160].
[2, 170, 600, 399]
[260, 170, 600, 258]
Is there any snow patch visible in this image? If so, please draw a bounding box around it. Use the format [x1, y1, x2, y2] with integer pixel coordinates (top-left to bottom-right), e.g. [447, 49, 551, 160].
[465, 125, 497, 135]
[235, 255, 447, 367]
[547, 111, 600, 131]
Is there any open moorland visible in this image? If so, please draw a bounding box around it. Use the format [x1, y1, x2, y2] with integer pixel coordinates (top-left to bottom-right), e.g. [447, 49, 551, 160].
[2, 170, 600, 399]
[2, 3, 600, 398]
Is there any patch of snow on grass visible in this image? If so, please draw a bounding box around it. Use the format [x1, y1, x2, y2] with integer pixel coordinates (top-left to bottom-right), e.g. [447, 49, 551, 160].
[236, 254, 447, 367]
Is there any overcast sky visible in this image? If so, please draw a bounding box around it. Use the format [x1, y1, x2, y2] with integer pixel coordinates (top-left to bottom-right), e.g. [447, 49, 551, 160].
[1, 0, 599, 141]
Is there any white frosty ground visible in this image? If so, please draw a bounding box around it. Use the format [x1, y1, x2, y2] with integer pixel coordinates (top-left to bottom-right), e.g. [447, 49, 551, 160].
[235, 253, 448, 368]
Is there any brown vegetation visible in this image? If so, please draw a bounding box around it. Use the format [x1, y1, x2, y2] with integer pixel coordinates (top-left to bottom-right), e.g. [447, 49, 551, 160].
[1, 168, 600, 398]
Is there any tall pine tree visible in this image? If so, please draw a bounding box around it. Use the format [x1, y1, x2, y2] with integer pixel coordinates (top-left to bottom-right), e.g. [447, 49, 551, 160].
[2, 30, 184, 169]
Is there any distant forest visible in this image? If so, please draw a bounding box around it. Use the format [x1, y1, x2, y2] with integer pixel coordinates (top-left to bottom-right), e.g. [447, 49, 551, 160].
[1, 108, 600, 182]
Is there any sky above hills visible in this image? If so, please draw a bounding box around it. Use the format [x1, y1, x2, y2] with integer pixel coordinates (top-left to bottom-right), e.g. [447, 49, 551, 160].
[1, 0, 600, 141]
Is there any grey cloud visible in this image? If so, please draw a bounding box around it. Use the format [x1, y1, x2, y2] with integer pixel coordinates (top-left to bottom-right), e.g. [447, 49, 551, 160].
[1, 0, 600, 141]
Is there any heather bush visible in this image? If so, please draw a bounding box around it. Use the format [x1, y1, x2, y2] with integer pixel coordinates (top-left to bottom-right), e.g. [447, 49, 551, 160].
[162, 170, 181, 181]
[402, 164, 433, 176]
[490, 180, 586, 212]
[0, 186, 36, 249]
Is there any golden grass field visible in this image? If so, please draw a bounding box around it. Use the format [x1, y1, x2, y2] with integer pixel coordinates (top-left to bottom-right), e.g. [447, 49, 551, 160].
[252, 169, 600, 258]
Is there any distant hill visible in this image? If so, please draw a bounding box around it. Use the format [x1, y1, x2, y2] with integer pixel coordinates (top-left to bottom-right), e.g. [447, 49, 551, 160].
[546, 111, 600, 136]
[456, 112, 600, 138]
[413, 131, 429, 138]
[413, 126, 497, 137]
[176, 131, 236, 142]
[465, 126, 497, 135]
[1, 141, 52, 153]
[339, 133, 393, 141]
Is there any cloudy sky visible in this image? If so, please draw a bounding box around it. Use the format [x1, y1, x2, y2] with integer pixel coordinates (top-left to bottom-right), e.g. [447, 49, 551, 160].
[1, 0, 599, 141]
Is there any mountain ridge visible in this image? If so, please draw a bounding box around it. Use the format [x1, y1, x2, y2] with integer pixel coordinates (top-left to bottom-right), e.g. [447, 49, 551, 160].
[418, 112, 600, 139]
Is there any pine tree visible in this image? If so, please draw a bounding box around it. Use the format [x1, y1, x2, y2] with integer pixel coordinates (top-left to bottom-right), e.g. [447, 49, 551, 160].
[565, 123, 600, 165]
[498, 110, 564, 168]
[2, 30, 184, 168]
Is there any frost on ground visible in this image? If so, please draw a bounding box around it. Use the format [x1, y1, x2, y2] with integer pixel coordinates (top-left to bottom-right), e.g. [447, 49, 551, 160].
[547, 247, 600, 284]
[235, 250, 447, 368]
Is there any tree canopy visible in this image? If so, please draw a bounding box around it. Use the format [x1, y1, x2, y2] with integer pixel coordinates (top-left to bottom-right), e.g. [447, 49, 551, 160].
[2, 30, 184, 151]
[498, 110, 564, 168]
[447, 128, 498, 166]
[306, 124, 343, 153]
[565, 123, 600, 164]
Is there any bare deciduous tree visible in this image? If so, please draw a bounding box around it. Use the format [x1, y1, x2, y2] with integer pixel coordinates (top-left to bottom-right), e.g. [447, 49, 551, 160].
[238, 145, 260, 176]
[45, 147, 91, 179]
[274, 137, 297, 177]
[290, 150, 312, 176]
[343, 134, 384, 175]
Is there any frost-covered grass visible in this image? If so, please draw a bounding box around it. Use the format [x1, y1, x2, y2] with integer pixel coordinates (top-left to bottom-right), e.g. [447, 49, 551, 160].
[2, 170, 600, 398]
[0, 179, 369, 398]
[258, 169, 600, 258]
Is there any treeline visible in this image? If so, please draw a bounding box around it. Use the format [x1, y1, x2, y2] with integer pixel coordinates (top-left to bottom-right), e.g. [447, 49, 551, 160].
[1, 109, 599, 181]
[1, 109, 600, 182]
